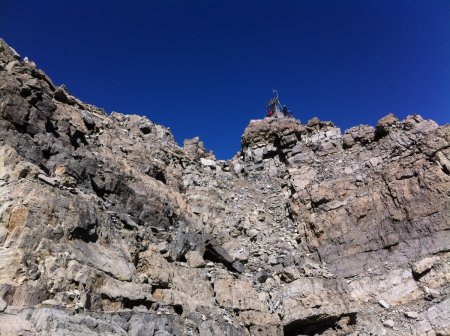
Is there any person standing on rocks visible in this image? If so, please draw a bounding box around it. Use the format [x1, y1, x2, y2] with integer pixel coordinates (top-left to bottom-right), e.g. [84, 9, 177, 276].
[282, 105, 293, 118]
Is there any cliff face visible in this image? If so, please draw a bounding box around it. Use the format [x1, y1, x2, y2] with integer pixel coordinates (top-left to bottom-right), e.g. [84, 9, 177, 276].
[0, 39, 449, 336]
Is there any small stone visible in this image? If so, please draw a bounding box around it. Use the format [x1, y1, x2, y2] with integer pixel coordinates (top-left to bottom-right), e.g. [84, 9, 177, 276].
[268, 255, 278, 265]
[133, 305, 148, 312]
[378, 299, 390, 309]
[235, 248, 249, 262]
[200, 158, 216, 168]
[255, 270, 268, 283]
[157, 241, 169, 254]
[41, 299, 60, 306]
[424, 286, 440, 299]
[404, 311, 419, 319]
[185, 251, 205, 268]
[412, 257, 437, 276]
[383, 319, 395, 328]
[279, 266, 300, 283]
[377, 113, 398, 130]
[344, 167, 353, 174]
[54, 165, 66, 176]
[247, 229, 259, 238]
[37, 174, 57, 186]
[272, 263, 283, 273]
[232, 261, 245, 273]
[138, 274, 149, 284]
[233, 163, 243, 174]
[369, 157, 382, 167]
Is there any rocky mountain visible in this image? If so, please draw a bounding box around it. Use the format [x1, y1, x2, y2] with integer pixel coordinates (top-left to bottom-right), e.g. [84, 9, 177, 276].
[0, 38, 449, 336]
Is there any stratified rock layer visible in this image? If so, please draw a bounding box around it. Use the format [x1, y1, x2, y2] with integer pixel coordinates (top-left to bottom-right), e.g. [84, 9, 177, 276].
[0, 38, 449, 336]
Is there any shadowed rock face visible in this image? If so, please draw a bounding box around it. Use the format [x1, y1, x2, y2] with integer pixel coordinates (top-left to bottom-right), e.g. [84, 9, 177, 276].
[0, 38, 449, 336]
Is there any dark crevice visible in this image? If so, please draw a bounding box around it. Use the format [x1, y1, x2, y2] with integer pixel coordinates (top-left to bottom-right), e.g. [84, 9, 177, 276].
[374, 128, 388, 141]
[99, 293, 154, 310]
[274, 137, 288, 164]
[412, 267, 432, 281]
[286, 204, 297, 224]
[396, 172, 418, 180]
[13, 121, 28, 134]
[84, 292, 92, 310]
[38, 163, 51, 175]
[139, 126, 152, 135]
[122, 297, 153, 310]
[173, 304, 183, 316]
[70, 130, 88, 149]
[90, 176, 106, 198]
[68, 223, 99, 243]
[151, 283, 171, 294]
[121, 218, 138, 231]
[310, 198, 329, 208]
[42, 149, 51, 160]
[203, 248, 221, 263]
[283, 313, 357, 336]
[203, 244, 243, 273]
[82, 118, 96, 131]
[45, 118, 60, 137]
[132, 251, 140, 267]
[382, 241, 399, 252]
[145, 165, 167, 184]
[153, 170, 166, 184]
[442, 165, 450, 176]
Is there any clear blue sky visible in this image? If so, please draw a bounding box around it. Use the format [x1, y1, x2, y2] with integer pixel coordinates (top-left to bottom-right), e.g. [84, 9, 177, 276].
[1, 0, 449, 159]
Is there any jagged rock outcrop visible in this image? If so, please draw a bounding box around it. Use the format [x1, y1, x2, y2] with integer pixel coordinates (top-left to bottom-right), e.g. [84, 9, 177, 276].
[0, 38, 449, 336]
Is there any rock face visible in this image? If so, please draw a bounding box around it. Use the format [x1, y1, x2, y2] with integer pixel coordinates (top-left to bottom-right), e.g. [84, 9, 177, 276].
[0, 38, 449, 335]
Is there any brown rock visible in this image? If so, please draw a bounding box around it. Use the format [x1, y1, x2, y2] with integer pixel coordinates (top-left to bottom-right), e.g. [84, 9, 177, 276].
[185, 251, 206, 268]
[412, 257, 438, 276]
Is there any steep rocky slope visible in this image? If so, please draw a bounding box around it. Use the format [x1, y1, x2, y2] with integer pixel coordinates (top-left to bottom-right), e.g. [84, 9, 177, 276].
[0, 39, 449, 336]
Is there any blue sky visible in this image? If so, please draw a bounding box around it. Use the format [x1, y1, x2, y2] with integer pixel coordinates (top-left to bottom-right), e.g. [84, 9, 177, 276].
[1, 0, 449, 159]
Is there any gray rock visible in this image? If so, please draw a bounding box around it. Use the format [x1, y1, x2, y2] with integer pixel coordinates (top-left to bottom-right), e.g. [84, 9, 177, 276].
[405, 311, 419, 319]
[307, 117, 321, 127]
[200, 158, 216, 168]
[37, 173, 57, 186]
[412, 257, 437, 276]
[383, 319, 395, 328]
[255, 270, 268, 283]
[378, 299, 390, 309]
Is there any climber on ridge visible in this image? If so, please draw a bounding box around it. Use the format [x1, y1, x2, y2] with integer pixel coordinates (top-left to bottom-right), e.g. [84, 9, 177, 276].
[282, 105, 293, 118]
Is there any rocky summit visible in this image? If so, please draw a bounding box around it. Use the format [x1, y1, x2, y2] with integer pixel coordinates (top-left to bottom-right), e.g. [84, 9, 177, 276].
[0, 38, 449, 336]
